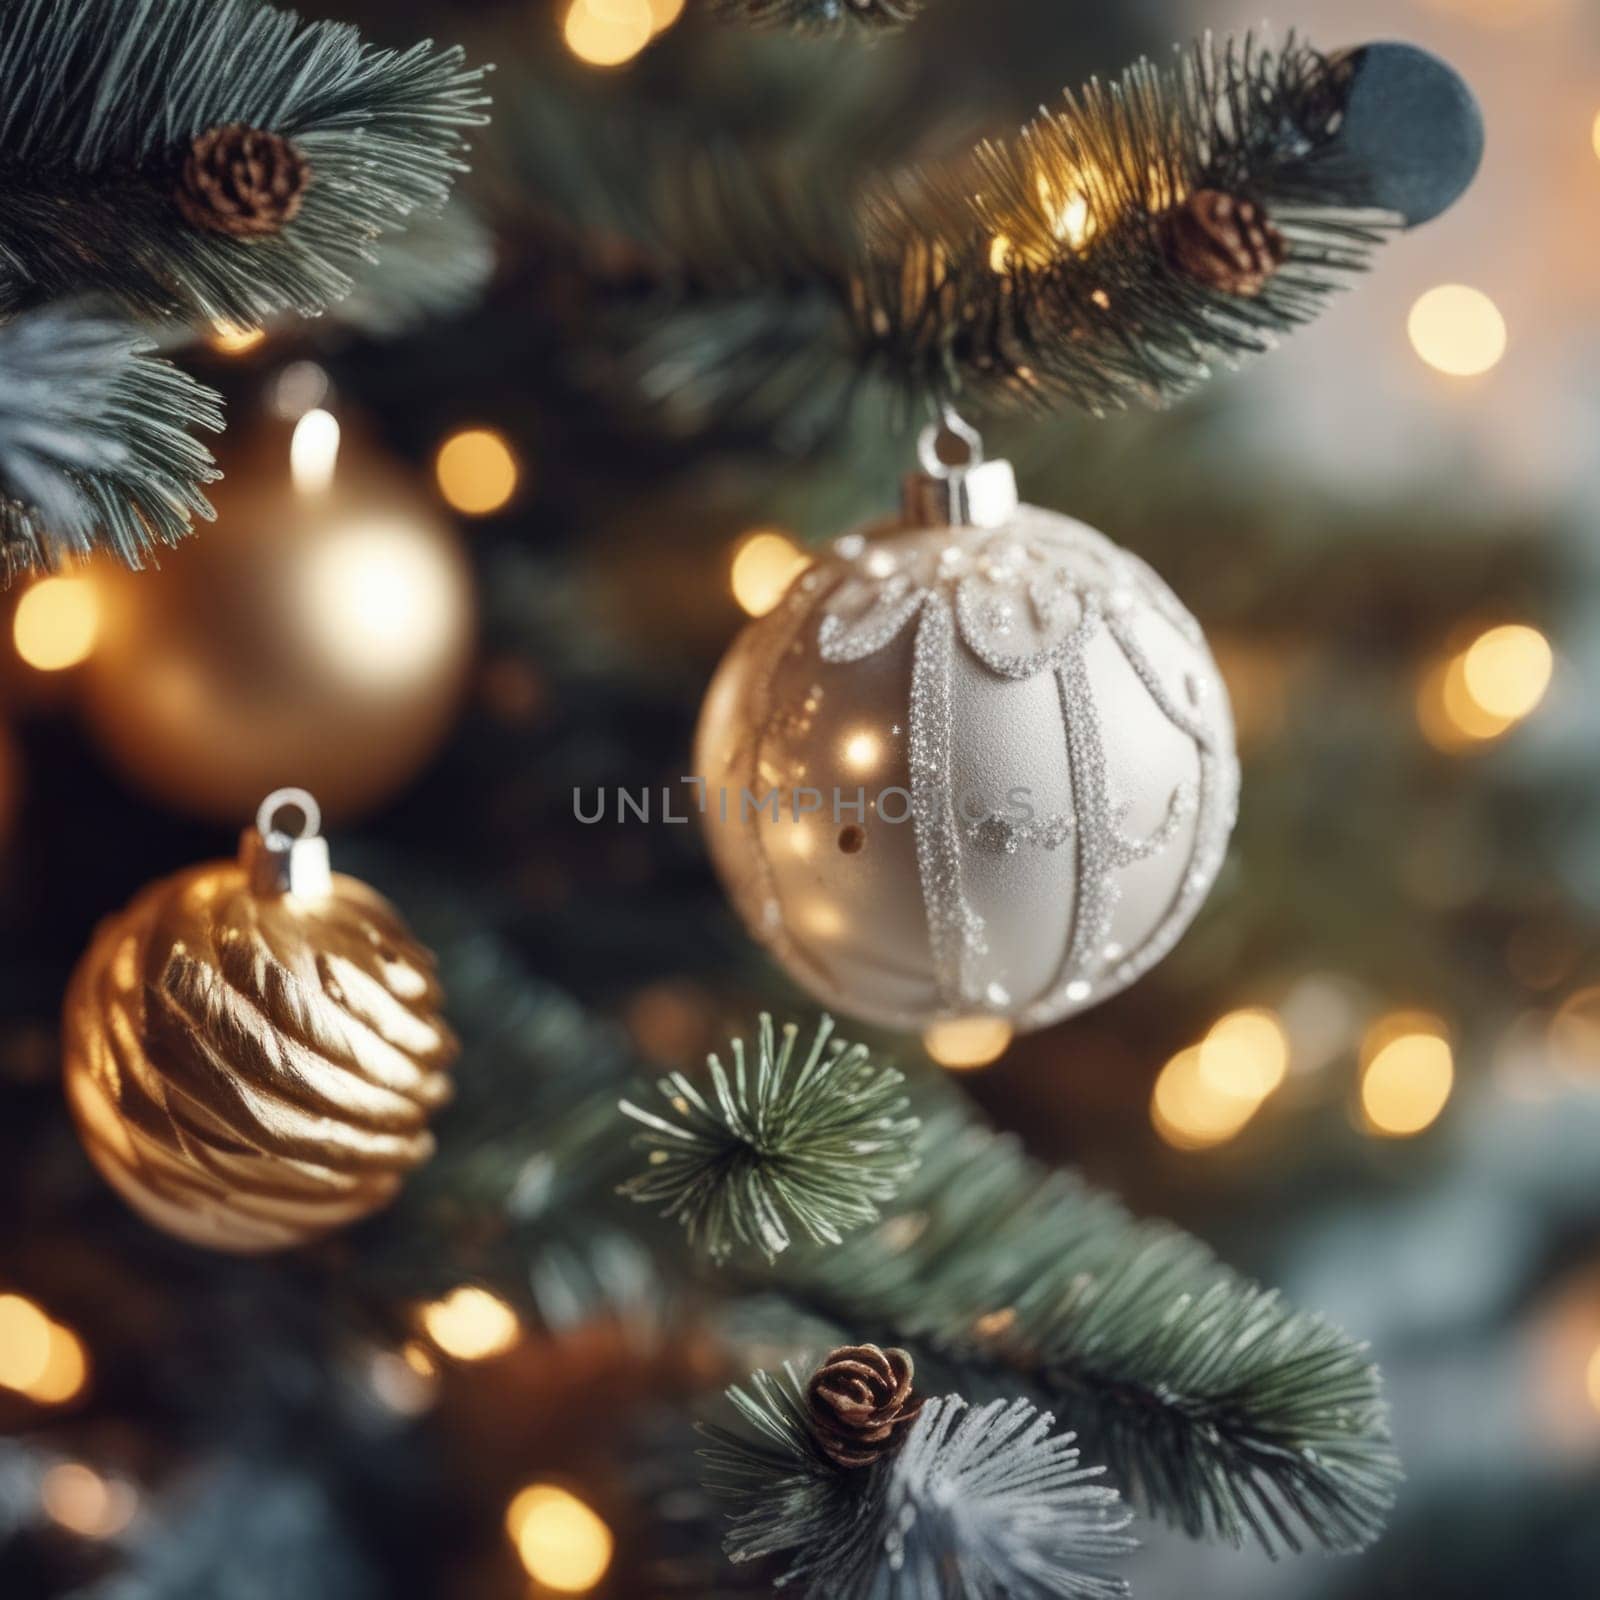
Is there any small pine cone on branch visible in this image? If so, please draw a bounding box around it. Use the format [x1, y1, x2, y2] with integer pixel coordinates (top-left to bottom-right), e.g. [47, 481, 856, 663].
[174, 124, 310, 239]
[1158, 189, 1286, 298]
[806, 1344, 924, 1468]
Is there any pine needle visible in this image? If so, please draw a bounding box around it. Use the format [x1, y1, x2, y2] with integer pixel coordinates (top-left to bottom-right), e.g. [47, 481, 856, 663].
[0, 306, 221, 581]
[701, 1364, 1136, 1598]
[0, 0, 490, 327]
[620, 1015, 920, 1264]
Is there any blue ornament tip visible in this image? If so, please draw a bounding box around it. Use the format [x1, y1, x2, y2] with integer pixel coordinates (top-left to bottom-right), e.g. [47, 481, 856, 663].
[1336, 41, 1485, 227]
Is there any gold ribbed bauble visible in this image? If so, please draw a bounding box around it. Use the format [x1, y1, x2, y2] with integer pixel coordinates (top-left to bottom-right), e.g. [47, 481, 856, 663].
[62, 790, 457, 1253]
[79, 421, 474, 823]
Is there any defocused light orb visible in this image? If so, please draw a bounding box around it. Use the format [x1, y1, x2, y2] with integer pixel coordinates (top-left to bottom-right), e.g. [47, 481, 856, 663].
[419, 1287, 520, 1361]
[1361, 1014, 1454, 1136]
[41, 1463, 137, 1539]
[1588, 1343, 1600, 1413]
[1408, 285, 1506, 377]
[300, 519, 462, 688]
[841, 730, 881, 773]
[646, 0, 685, 27]
[1461, 624, 1552, 722]
[270, 361, 330, 421]
[290, 408, 341, 495]
[0, 1296, 88, 1405]
[14, 577, 100, 671]
[30, 1321, 88, 1404]
[435, 428, 519, 516]
[922, 1016, 1014, 1070]
[1417, 653, 1515, 749]
[1198, 1008, 1290, 1099]
[564, 0, 652, 66]
[1550, 987, 1600, 1081]
[730, 531, 809, 617]
[0, 1294, 53, 1392]
[1152, 1046, 1259, 1150]
[507, 1484, 614, 1593]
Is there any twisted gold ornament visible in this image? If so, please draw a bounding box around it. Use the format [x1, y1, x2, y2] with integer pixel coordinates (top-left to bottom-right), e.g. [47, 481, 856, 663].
[62, 792, 456, 1253]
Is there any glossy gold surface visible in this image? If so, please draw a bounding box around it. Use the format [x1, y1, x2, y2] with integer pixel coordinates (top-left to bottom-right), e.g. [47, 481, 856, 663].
[62, 857, 456, 1253]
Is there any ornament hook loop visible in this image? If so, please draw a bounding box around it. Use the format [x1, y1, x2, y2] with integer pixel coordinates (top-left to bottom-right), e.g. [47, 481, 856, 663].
[917, 408, 985, 478]
[903, 408, 1017, 531]
[243, 788, 331, 899]
[257, 787, 322, 847]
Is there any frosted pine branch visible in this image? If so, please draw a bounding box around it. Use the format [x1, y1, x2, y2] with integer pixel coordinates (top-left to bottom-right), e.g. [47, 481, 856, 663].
[619, 1015, 920, 1263]
[701, 1364, 1135, 1598]
[0, 307, 221, 582]
[782, 1110, 1402, 1555]
[0, 0, 490, 328]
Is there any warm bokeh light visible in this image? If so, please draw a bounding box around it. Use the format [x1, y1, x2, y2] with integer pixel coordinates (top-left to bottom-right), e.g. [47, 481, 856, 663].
[14, 575, 100, 671]
[646, 0, 685, 26]
[1198, 1008, 1290, 1100]
[1588, 1342, 1600, 1413]
[289, 407, 341, 495]
[563, 0, 653, 67]
[841, 731, 881, 772]
[1151, 1046, 1260, 1150]
[300, 518, 465, 689]
[730, 530, 809, 617]
[1360, 1013, 1455, 1137]
[29, 1321, 88, 1404]
[435, 427, 519, 516]
[40, 1463, 138, 1539]
[922, 1016, 1015, 1070]
[367, 1344, 439, 1417]
[506, 1483, 614, 1593]
[270, 360, 330, 420]
[1418, 625, 1552, 750]
[1460, 624, 1553, 722]
[1593, 109, 1600, 163]
[418, 1286, 520, 1361]
[1549, 986, 1600, 1081]
[209, 323, 265, 355]
[0, 1294, 88, 1405]
[1407, 285, 1507, 377]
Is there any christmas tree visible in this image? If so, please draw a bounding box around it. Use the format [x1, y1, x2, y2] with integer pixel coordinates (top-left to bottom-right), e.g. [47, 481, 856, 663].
[2, 3, 1595, 1599]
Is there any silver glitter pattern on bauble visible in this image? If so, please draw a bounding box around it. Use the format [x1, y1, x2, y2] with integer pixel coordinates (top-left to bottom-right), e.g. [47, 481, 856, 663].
[724, 503, 1238, 1027]
[909, 595, 988, 1007]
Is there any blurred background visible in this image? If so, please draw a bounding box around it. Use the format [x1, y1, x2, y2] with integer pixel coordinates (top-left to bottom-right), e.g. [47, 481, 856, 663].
[3, 0, 1599, 1595]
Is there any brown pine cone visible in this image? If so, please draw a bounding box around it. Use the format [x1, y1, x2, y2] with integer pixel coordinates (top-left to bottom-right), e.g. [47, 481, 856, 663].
[1158, 189, 1286, 298]
[174, 124, 310, 239]
[806, 1344, 924, 1468]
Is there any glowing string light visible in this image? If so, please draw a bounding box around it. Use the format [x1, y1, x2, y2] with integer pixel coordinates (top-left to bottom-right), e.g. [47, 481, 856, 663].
[1408, 285, 1507, 377]
[14, 576, 100, 671]
[418, 1286, 520, 1361]
[922, 1017, 1015, 1070]
[290, 407, 340, 495]
[506, 1483, 614, 1593]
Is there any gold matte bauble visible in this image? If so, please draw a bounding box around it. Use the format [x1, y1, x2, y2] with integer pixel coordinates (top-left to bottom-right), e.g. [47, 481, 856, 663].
[79, 422, 474, 823]
[62, 790, 457, 1253]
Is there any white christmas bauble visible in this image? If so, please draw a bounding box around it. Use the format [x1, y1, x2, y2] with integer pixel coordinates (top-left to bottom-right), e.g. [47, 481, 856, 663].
[695, 454, 1239, 1034]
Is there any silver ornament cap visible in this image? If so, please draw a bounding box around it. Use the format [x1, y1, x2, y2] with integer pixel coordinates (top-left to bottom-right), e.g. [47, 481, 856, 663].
[901, 412, 1019, 531]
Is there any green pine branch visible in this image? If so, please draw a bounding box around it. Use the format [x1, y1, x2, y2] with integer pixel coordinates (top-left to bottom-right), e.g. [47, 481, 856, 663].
[858, 33, 1386, 415]
[0, 306, 221, 582]
[0, 0, 489, 329]
[701, 1365, 1135, 1597]
[620, 1015, 920, 1263]
[777, 1106, 1401, 1555]
[512, 31, 1471, 433]
[711, 0, 927, 34]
